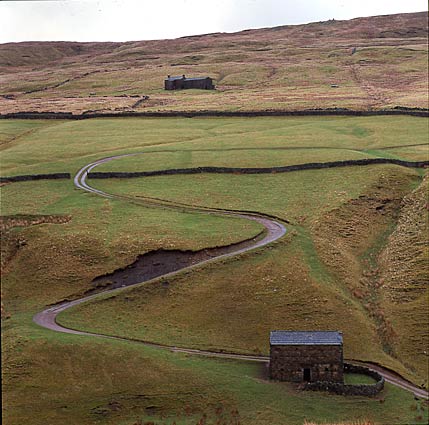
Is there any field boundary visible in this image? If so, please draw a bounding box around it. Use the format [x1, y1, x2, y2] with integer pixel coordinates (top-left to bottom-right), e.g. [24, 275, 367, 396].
[88, 158, 429, 180]
[1, 107, 428, 120]
[304, 363, 385, 396]
[0, 173, 71, 183]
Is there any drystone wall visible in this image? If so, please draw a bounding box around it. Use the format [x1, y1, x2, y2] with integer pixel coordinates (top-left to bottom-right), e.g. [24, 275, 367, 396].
[1, 108, 428, 120]
[88, 158, 429, 180]
[0, 173, 71, 183]
[304, 363, 385, 396]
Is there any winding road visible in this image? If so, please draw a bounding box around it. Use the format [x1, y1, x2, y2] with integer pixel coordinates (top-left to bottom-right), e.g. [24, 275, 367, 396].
[34, 153, 428, 400]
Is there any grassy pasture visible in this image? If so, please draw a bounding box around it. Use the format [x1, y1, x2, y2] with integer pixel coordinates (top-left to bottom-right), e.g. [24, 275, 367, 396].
[0, 116, 428, 177]
[1, 116, 428, 424]
[89, 165, 418, 222]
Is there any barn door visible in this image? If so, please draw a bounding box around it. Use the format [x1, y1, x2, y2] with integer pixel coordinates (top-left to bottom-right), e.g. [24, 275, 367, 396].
[303, 368, 311, 381]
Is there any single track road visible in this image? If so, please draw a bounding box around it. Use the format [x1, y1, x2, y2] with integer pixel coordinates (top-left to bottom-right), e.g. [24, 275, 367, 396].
[34, 153, 428, 400]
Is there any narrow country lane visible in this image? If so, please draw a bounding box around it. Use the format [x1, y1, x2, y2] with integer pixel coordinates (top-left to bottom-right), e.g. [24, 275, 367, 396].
[34, 153, 428, 400]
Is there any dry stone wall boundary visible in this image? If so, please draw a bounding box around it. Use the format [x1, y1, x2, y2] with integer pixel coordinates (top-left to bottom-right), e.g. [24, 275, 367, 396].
[304, 363, 385, 396]
[0, 173, 71, 183]
[88, 158, 429, 180]
[1, 108, 428, 120]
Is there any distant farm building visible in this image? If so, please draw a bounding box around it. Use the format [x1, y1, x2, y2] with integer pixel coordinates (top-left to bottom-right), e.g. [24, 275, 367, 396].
[164, 75, 215, 90]
[269, 330, 344, 383]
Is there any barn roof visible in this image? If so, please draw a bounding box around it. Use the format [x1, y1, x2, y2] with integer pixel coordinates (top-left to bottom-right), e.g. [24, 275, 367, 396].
[165, 76, 211, 81]
[270, 331, 343, 346]
[184, 77, 210, 81]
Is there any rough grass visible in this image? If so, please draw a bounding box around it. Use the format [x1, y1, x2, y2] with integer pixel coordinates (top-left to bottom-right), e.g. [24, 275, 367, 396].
[59, 165, 424, 384]
[343, 374, 377, 385]
[0, 180, 262, 312]
[379, 175, 429, 387]
[0, 12, 427, 113]
[3, 314, 428, 425]
[2, 116, 428, 424]
[90, 165, 419, 222]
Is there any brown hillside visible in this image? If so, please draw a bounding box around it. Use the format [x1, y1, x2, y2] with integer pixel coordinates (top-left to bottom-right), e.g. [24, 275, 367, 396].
[0, 11, 427, 113]
[379, 173, 429, 386]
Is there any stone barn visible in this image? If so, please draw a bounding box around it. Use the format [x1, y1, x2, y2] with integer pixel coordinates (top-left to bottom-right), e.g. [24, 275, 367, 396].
[269, 330, 343, 383]
[164, 75, 215, 90]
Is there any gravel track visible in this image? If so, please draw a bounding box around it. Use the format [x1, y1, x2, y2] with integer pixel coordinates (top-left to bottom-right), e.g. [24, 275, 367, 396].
[34, 152, 428, 400]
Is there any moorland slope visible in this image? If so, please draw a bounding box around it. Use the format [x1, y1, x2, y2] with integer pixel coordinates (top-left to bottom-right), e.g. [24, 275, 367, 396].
[0, 12, 427, 114]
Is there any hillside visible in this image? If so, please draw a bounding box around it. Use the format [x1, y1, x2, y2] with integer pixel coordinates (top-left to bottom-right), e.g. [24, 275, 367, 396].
[1, 116, 428, 425]
[0, 12, 427, 114]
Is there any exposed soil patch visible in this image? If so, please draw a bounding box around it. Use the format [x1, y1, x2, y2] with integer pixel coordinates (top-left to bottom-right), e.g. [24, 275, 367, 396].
[90, 232, 264, 292]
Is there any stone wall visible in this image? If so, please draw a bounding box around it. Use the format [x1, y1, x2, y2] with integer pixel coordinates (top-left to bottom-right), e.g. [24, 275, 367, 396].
[87, 158, 429, 181]
[0, 173, 71, 183]
[1, 107, 428, 120]
[304, 363, 385, 396]
[269, 344, 343, 382]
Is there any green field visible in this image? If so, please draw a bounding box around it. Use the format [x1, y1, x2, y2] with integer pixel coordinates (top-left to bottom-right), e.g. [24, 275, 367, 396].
[1, 116, 428, 177]
[2, 116, 428, 425]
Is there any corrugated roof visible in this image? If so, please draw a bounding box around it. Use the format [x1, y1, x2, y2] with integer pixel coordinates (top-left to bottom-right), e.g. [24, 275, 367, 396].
[270, 331, 343, 345]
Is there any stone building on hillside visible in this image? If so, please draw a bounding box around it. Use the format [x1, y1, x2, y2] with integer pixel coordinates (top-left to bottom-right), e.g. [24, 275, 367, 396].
[164, 74, 215, 90]
[269, 330, 344, 383]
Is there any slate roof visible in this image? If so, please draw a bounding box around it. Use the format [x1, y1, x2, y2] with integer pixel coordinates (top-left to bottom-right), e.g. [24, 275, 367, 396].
[184, 77, 210, 81]
[165, 76, 210, 81]
[270, 330, 343, 346]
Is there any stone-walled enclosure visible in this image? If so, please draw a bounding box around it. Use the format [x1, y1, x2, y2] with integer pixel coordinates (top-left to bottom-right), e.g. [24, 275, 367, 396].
[269, 331, 344, 383]
[304, 363, 385, 396]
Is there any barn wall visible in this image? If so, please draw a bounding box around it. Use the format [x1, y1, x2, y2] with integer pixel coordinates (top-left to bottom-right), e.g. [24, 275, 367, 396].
[269, 344, 344, 382]
[183, 79, 214, 89]
[165, 78, 214, 90]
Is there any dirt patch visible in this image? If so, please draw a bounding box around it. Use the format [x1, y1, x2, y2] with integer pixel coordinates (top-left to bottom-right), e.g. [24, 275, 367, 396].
[90, 232, 264, 292]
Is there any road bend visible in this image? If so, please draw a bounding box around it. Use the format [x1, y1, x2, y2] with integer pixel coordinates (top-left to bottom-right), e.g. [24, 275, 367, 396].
[34, 153, 428, 400]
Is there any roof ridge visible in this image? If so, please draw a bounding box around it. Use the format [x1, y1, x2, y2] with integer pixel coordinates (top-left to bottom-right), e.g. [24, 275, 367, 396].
[270, 330, 343, 346]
